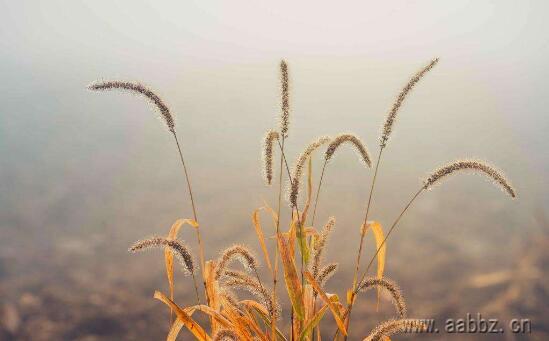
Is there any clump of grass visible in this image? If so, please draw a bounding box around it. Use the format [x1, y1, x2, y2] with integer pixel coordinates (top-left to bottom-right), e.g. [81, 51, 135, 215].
[89, 58, 517, 340]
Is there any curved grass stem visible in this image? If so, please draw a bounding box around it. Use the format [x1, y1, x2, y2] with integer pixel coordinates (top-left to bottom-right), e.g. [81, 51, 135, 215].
[172, 132, 205, 306]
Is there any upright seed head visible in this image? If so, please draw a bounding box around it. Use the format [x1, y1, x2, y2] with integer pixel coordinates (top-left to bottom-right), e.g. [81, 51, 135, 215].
[423, 159, 516, 198]
[215, 245, 260, 280]
[310, 216, 336, 277]
[262, 130, 280, 185]
[364, 319, 426, 341]
[88, 80, 176, 133]
[129, 237, 195, 275]
[279, 60, 290, 138]
[358, 277, 407, 317]
[287, 136, 331, 207]
[325, 133, 372, 167]
[380, 58, 439, 149]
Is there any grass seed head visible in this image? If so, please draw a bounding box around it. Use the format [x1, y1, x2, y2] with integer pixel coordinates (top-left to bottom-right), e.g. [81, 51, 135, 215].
[280, 60, 290, 138]
[380, 58, 439, 149]
[364, 319, 426, 341]
[287, 136, 331, 207]
[129, 237, 195, 275]
[358, 277, 407, 317]
[325, 133, 372, 167]
[88, 80, 175, 133]
[262, 130, 280, 185]
[423, 159, 516, 198]
[215, 245, 260, 280]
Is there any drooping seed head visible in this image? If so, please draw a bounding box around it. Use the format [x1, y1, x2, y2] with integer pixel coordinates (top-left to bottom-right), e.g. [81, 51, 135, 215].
[325, 133, 372, 167]
[423, 159, 516, 198]
[224, 276, 281, 320]
[287, 136, 331, 207]
[213, 329, 239, 341]
[364, 319, 426, 341]
[314, 263, 338, 296]
[358, 277, 407, 317]
[129, 237, 195, 275]
[88, 80, 175, 133]
[279, 60, 290, 138]
[380, 58, 439, 149]
[215, 245, 259, 280]
[262, 130, 280, 185]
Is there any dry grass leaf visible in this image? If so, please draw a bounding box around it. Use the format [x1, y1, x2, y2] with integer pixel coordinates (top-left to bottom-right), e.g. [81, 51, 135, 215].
[361, 221, 387, 306]
[299, 302, 329, 341]
[304, 271, 347, 336]
[154, 291, 210, 341]
[204, 260, 221, 333]
[277, 232, 305, 320]
[164, 218, 200, 315]
[252, 208, 273, 272]
[241, 300, 288, 341]
[167, 318, 185, 341]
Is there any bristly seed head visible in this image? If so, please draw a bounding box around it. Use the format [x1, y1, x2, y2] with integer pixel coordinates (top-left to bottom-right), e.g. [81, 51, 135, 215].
[314, 263, 338, 296]
[213, 329, 239, 341]
[280, 60, 290, 138]
[287, 136, 331, 207]
[88, 81, 176, 133]
[325, 133, 372, 167]
[129, 237, 195, 275]
[358, 277, 407, 317]
[380, 58, 439, 149]
[215, 245, 259, 280]
[310, 216, 336, 278]
[224, 275, 281, 320]
[262, 130, 280, 185]
[423, 159, 516, 198]
[364, 319, 426, 341]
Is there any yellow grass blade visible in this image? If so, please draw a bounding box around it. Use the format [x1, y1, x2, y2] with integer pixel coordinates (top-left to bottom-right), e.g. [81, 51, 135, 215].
[277, 232, 305, 320]
[186, 304, 233, 329]
[304, 272, 347, 336]
[242, 300, 288, 341]
[362, 221, 387, 307]
[164, 218, 200, 316]
[153, 291, 210, 341]
[299, 303, 329, 341]
[261, 199, 279, 226]
[252, 208, 273, 272]
[167, 318, 184, 341]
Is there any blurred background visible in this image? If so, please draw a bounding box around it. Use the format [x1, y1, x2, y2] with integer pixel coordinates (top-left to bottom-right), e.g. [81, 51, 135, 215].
[0, 1, 547, 340]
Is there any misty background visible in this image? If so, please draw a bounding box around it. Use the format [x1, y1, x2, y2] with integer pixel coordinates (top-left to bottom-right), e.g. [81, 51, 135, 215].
[0, 1, 547, 340]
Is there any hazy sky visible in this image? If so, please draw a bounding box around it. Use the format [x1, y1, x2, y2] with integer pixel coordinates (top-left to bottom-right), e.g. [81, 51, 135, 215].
[1, 1, 547, 241]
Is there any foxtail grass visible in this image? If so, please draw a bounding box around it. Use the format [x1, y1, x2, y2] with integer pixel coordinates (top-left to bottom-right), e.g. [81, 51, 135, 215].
[89, 58, 518, 340]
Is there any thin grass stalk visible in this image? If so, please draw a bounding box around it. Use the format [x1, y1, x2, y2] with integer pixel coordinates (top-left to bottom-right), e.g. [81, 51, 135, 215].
[172, 132, 206, 305]
[353, 149, 383, 287]
[310, 160, 328, 227]
[343, 149, 383, 337]
[276, 139, 306, 287]
[336, 188, 423, 340]
[272, 136, 285, 339]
